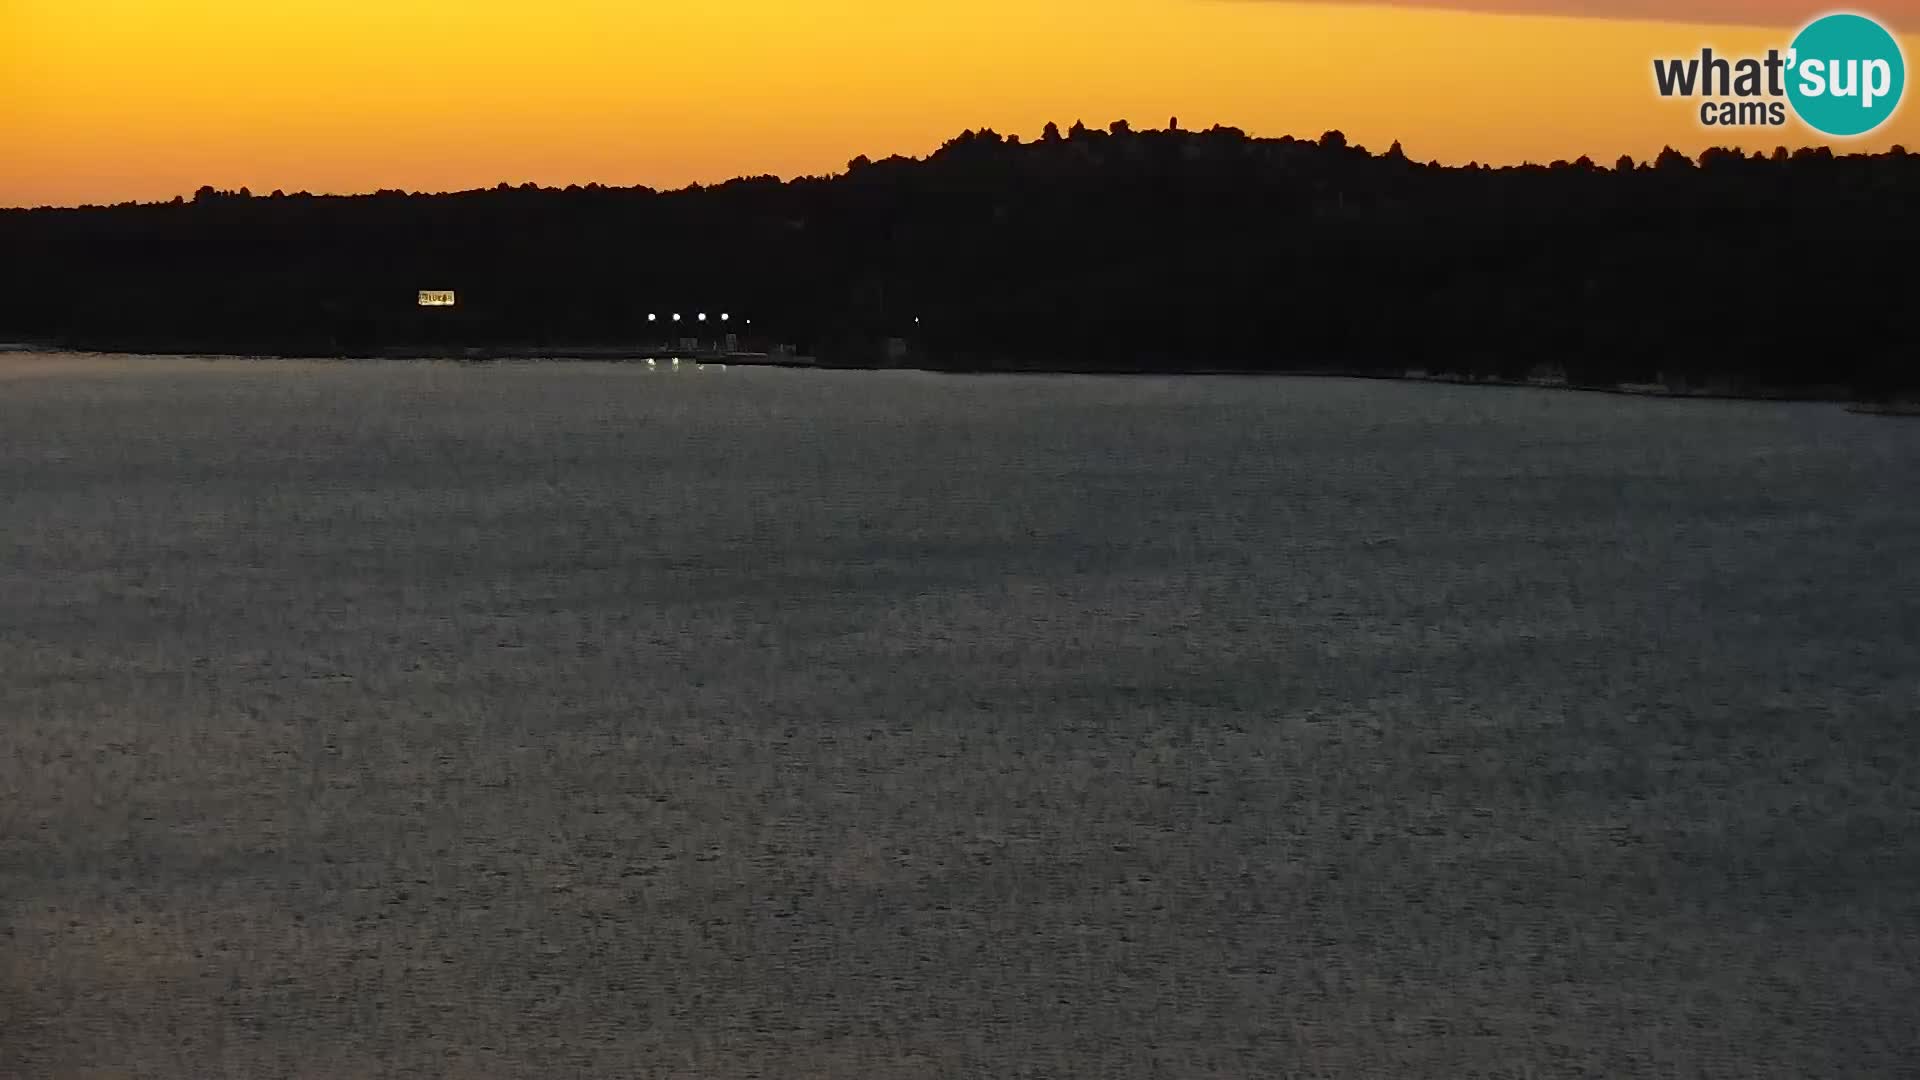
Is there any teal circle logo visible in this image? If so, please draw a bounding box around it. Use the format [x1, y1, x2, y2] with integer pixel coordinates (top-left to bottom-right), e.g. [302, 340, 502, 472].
[1787, 13, 1906, 137]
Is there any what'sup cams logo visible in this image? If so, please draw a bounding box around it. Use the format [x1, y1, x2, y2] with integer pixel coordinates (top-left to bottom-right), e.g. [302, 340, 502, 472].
[1654, 12, 1906, 136]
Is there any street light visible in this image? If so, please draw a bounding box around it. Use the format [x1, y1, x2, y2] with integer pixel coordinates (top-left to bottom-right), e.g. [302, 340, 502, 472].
[672, 313, 682, 322]
[698, 313, 708, 322]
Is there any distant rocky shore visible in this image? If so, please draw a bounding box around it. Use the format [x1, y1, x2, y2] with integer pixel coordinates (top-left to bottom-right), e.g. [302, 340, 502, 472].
[14, 342, 1917, 413]
[7, 126, 1917, 401]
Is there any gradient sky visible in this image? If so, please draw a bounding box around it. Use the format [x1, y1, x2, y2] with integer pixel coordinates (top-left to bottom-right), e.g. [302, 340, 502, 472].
[4, 0, 1915, 207]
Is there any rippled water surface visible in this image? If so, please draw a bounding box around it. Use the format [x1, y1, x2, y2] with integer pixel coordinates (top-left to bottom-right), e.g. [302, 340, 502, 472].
[4, 354, 1918, 1077]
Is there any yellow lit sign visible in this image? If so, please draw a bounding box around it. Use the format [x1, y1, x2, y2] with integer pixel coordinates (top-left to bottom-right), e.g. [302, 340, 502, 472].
[417, 290, 456, 307]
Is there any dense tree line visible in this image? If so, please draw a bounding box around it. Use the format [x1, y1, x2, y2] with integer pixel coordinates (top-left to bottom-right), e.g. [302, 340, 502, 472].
[2, 121, 1915, 395]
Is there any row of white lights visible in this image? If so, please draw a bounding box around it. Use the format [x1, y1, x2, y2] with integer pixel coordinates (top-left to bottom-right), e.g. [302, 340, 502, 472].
[646, 313, 922, 326]
[648, 313, 745, 324]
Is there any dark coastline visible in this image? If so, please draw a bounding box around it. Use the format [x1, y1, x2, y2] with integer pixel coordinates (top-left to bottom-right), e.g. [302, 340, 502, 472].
[6, 124, 1918, 401]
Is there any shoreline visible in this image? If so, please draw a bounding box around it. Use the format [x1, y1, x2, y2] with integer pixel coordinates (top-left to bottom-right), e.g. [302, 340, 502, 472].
[5, 344, 1914, 410]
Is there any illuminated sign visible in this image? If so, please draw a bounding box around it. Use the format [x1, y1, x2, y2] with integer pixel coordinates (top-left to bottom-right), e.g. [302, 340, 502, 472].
[417, 290, 457, 307]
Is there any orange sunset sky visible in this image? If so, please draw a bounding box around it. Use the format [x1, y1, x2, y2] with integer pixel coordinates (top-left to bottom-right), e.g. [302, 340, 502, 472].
[4, 0, 1916, 207]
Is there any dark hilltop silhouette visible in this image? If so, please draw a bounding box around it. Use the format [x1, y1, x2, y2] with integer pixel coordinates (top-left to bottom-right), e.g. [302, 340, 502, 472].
[2, 121, 1915, 398]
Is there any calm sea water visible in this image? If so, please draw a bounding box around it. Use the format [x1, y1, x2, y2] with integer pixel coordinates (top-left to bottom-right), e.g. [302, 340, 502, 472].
[4, 354, 1918, 1077]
